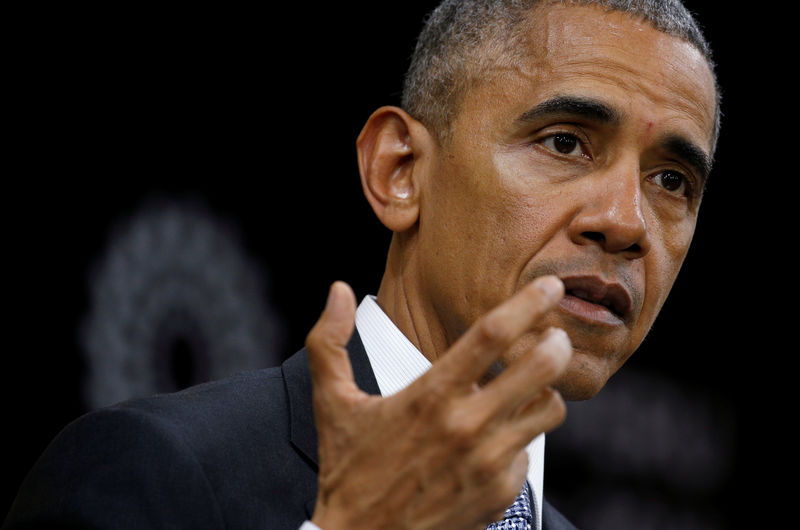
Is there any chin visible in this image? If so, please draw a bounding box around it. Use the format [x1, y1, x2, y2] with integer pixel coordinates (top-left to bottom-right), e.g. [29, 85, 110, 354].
[553, 352, 616, 401]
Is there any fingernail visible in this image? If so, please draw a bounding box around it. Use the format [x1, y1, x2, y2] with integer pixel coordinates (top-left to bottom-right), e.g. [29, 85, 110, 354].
[544, 327, 569, 344]
[537, 276, 564, 301]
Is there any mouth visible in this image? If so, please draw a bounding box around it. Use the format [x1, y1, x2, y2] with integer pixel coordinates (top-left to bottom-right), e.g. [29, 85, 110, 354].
[559, 275, 632, 326]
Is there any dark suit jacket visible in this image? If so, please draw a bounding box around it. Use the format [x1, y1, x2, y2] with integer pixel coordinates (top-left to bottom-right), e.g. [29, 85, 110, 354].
[4, 332, 576, 529]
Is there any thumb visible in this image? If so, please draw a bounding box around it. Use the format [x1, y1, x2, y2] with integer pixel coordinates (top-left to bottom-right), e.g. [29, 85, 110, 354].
[306, 281, 358, 391]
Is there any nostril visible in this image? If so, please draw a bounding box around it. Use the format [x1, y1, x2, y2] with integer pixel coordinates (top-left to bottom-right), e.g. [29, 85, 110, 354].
[582, 231, 643, 254]
[623, 242, 643, 255]
[582, 231, 605, 243]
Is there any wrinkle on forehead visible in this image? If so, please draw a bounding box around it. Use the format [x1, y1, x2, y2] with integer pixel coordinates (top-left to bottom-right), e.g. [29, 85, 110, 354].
[553, 58, 713, 135]
[502, 4, 716, 146]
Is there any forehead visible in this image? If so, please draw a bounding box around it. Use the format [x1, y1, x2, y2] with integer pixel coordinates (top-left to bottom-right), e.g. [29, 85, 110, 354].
[457, 3, 717, 150]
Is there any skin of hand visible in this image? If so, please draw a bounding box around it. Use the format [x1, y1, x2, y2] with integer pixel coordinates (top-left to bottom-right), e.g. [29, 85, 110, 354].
[307, 277, 571, 530]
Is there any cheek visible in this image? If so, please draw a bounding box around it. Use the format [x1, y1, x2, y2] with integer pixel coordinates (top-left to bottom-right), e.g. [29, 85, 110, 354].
[492, 198, 564, 276]
[641, 217, 696, 323]
[656, 216, 696, 279]
[421, 180, 563, 332]
[491, 155, 574, 253]
[429, 150, 561, 265]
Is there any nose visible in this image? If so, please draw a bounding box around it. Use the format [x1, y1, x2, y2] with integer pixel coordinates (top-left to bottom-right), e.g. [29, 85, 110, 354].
[568, 164, 651, 259]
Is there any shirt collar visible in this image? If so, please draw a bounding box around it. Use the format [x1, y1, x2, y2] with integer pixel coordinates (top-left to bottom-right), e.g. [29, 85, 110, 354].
[355, 295, 545, 529]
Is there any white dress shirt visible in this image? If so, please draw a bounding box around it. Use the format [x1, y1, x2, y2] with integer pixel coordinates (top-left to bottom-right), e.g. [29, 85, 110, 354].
[301, 295, 545, 530]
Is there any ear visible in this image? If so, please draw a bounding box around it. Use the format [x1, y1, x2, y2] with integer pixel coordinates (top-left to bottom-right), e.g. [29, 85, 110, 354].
[356, 106, 436, 233]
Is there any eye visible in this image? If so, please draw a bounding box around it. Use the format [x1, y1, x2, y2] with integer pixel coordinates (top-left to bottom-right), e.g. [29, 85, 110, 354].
[652, 169, 692, 197]
[540, 133, 585, 157]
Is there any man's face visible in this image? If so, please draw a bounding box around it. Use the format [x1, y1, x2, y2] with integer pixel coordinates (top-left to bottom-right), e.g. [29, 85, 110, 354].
[415, 4, 717, 400]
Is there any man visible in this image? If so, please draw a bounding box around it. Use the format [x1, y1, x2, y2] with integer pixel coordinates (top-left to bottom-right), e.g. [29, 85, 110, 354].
[4, 0, 719, 529]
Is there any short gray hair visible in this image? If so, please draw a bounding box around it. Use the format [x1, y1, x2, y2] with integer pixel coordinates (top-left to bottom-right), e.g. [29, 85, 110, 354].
[401, 0, 720, 152]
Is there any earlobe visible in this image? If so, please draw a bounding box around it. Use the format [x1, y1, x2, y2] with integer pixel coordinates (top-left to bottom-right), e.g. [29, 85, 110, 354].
[357, 106, 434, 233]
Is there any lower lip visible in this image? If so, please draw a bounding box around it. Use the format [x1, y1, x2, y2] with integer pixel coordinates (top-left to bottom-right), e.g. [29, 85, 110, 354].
[559, 294, 624, 327]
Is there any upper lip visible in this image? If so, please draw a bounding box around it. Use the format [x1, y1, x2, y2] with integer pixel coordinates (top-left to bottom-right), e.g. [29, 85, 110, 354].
[560, 275, 633, 319]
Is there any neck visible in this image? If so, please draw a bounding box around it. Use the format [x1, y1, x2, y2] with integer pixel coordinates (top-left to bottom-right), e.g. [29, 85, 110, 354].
[375, 233, 450, 364]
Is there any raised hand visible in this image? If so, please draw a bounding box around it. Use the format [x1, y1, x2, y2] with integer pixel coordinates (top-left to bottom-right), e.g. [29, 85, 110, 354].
[306, 277, 571, 530]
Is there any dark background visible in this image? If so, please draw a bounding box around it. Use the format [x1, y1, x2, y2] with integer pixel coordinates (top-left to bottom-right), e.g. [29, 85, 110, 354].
[5, 2, 786, 528]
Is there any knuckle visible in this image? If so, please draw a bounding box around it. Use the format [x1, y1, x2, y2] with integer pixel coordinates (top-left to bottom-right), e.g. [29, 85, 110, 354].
[471, 451, 528, 523]
[304, 327, 322, 353]
[443, 410, 482, 451]
[499, 476, 521, 506]
[472, 451, 504, 483]
[409, 379, 448, 416]
[475, 314, 514, 346]
[541, 390, 568, 430]
[487, 472, 523, 517]
[305, 328, 334, 355]
[305, 320, 348, 355]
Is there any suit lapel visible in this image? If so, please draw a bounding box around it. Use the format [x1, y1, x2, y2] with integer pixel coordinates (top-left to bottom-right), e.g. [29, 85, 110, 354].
[283, 330, 380, 518]
[542, 499, 579, 530]
[282, 330, 381, 469]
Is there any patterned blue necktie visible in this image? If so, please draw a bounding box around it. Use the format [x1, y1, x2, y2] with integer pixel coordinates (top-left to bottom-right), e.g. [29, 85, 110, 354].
[485, 481, 534, 530]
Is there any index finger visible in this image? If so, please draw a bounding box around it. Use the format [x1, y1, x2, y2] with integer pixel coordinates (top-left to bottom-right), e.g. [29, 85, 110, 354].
[432, 275, 564, 387]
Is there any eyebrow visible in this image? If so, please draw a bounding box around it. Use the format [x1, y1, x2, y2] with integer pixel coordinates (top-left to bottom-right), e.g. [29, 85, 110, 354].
[516, 95, 622, 125]
[517, 95, 713, 184]
[660, 134, 713, 185]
